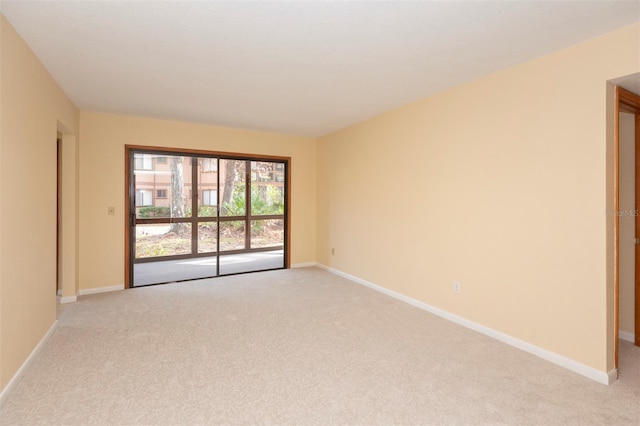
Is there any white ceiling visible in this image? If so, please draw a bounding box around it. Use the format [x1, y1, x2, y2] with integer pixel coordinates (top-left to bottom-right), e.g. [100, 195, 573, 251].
[2, 1, 639, 137]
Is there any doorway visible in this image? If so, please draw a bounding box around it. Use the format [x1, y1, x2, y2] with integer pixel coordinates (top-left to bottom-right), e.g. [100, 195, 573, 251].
[614, 85, 640, 373]
[125, 146, 290, 287]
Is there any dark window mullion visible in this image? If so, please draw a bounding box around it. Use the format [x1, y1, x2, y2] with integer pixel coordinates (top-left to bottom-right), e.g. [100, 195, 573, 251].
[191, 157, 198, 255]
[216, 157, 220, 277]
[218, 215, 247, 222]
[248, 214, 284, 221]
[136, 217, 192, 225]
[245, 161, 252, 250]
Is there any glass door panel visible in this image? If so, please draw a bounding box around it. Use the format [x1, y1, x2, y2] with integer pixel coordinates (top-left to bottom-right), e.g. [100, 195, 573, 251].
[219, 221, 246, 251]
[246, 160, 285, 270]
[136, 223, 192, 258]
[197, 157, 218, 218]
[218, 159, 248, 274]
[197, 222, 218, 254]
[219, 159, 246, 217]
[130, 151, 287, 287]
[251, 219, 284, 249]
[133, 153, 191, 220]
[251, 161, 285, 216]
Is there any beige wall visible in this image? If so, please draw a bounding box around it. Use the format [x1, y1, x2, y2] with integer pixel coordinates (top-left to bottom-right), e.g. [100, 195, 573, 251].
[619, 112, 636, 336]
[317, 24, 640, 373]
[78, 112, 316, 290]
[0, 15, 79, 390]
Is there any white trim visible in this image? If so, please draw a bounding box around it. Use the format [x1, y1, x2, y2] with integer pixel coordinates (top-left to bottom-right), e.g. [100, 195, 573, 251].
[318, 264, 614, 386]
[59, 295, 77, 304]
[0, 320, 58, 408]
[79, 285, 124, 296]
[608, 369, 618, 384]
[619, 331, 635, 343]
[291, 262, 318, 269]
[56, 289, 62, 296]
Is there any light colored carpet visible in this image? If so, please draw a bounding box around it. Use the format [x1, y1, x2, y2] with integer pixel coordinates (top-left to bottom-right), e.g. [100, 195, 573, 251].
[1, 267, 638, 425]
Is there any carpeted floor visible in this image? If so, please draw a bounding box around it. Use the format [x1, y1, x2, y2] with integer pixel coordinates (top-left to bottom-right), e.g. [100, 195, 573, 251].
[1, 267, 638, 425]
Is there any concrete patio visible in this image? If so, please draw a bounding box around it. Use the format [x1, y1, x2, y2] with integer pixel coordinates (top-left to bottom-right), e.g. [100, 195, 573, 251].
[133, 250, 284, 286]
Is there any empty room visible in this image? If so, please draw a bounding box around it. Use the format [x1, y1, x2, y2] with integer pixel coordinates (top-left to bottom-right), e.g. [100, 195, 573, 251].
[0, 1, 639, 424]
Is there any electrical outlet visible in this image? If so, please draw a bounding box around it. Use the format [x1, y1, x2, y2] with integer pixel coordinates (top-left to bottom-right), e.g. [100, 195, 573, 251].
[453, 281, 461, 294]
[331, 248, 335, 255]
[107, 206, 115, 216]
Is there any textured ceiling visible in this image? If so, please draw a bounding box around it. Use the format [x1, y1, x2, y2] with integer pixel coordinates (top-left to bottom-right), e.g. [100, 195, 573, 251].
[2, 1, 639, 137]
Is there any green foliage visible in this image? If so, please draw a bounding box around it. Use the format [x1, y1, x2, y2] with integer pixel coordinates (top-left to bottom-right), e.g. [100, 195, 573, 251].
[220, 184, 284, 216]
[197, 206, 217, 217]
[136, 244, 168, 258]
[220, 187, 246, 216]
[261, 185, 285, 215]
[137, 206, 171, 218]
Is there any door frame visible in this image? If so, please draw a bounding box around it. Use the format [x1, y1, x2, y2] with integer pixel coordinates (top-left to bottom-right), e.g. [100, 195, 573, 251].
[614, 86, 640, 370]
[124, 145, 291, 288]
[56, 134, 62, 294]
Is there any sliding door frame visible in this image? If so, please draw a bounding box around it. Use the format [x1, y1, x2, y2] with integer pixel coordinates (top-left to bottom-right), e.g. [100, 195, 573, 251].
[124, 145, 291, 288]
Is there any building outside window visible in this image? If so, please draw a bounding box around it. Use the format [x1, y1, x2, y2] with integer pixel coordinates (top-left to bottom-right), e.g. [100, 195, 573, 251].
[134, 154, 153, 170]
[135, 189, 153, 206]
[202, 189, 217, 206]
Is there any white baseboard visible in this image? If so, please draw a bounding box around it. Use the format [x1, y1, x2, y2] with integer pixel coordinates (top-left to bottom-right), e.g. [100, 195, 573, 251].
[79, 285, 124, 296]
[619, 331, 635, 343]
[0, 320, 58, 408]
[59, 295, 77, 304]
[318, 264, 614, 386]
[291, 262, 318, 269]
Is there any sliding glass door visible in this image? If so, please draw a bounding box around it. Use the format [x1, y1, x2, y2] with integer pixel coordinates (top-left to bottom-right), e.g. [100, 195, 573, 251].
[128, 149, 288, 286]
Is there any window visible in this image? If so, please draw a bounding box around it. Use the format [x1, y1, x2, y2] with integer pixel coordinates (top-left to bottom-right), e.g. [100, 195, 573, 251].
[128, 147, 289, 287]
[202, 189, 217, 206]
[202, 158, 217, 173]
[135, 189, 153, 206]
[134, 154, 153, 170]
